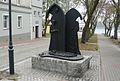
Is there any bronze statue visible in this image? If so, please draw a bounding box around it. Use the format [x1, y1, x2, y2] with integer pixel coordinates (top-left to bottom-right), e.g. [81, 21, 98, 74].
[40, 4, 83, 61]
[46, 4, 65, 53]
[65, 8, 82, 55]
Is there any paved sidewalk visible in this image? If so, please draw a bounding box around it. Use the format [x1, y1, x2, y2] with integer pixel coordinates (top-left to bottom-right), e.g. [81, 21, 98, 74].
[0, 35, 108, 81]
[0, 38, 49, 70]
[98, 35, 120, 81]
[0, 37, 49, 49]
[1, 34, 120, 81]
[0, 51, 100, 81]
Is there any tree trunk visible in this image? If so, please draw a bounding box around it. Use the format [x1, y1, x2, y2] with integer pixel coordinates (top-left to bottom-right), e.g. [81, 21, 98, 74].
[114, 13, 119, 39]
[113, 0, 120, 40]
[114, 25, 118, 39]
[42, 20, 50, 37]
[108, 23, 113, 36]
[81, 0, 99, 43]
[103, 18, 108, 35]
[105, 28, 107, 35]
[81, 18, 91, 43]
[106, 29, 110, 36]
[109, 29, 112, 36]
[81, 27, 87, 43]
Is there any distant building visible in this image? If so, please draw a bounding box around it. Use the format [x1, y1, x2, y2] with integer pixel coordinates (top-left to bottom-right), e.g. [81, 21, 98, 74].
[0, 0, 43, 43]
[31, 0, 43, 39]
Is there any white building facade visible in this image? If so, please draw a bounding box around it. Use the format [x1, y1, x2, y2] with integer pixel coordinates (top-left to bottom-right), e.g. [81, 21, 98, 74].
[0, 0, 43, 43]
[31, 0, 42, 39]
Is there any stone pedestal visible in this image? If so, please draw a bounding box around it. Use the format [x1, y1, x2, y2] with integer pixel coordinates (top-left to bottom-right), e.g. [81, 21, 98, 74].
[32, 55, 92, 77]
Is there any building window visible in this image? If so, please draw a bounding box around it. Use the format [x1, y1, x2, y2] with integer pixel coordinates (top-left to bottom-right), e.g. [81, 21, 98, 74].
[33, 27, 34, 32]
[2, 0, 7, 2]
[3, 15, 9, 29]
[17, 0, 21, 4]
[34, 11, 36, 16]
[18, 16, 22, 28]
[38, 11, 40, 17]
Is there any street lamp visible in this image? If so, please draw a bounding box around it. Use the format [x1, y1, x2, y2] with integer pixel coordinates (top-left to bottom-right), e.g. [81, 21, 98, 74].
[8, 0, 15, 74]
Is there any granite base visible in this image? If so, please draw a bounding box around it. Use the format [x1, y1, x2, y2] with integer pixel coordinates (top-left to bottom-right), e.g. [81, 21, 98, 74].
[32, 55, 92, 77]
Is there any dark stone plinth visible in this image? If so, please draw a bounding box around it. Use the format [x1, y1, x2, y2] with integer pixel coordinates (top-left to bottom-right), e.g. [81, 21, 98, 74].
[39, 51, 84, 61]
[32, 54, 92, 77]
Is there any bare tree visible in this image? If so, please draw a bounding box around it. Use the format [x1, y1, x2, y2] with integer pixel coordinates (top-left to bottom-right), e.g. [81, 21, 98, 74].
[42, 0, 70, 36]
[80, 0, 106, 43]
[111, 0, 120, 39]
[42, 0, 54, 36]
[102, 2, 115, 36]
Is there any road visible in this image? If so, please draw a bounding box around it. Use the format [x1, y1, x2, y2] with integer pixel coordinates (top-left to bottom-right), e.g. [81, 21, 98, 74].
[0, 38, 49, 70]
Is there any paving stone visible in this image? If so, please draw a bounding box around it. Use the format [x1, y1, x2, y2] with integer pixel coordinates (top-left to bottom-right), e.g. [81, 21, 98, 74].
[0, 51, 100, 81]
[98, 35, 120, 81]
[4, 51, 99, 81]
[0, 80, 13, 81]
[2, 34, 120, 81]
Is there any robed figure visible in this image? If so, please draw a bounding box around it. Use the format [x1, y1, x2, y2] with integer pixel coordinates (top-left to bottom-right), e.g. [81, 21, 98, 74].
[65, 8, 82, 55]
[46, 4, 66, 53]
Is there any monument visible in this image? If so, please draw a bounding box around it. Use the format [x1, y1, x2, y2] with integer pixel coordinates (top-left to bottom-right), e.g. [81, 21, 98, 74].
[65, 8, 82, 55]
[32, 4, 92, 77]
[46, 4, 66, 52]
[40, 4, 83, 60]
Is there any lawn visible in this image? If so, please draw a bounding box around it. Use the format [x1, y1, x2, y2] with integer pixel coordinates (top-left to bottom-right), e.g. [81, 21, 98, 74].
[111, 38, 120, 46]
[79, 34, 98, 51]
[45, 33, 51, 38]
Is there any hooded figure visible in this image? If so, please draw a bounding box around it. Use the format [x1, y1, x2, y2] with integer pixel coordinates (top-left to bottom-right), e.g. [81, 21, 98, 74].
[46, 4, 66, 53]
[65, 8, 82, 55]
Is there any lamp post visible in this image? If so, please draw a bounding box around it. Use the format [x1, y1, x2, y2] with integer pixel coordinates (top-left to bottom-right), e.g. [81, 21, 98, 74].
[8, 0, 15, 74]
